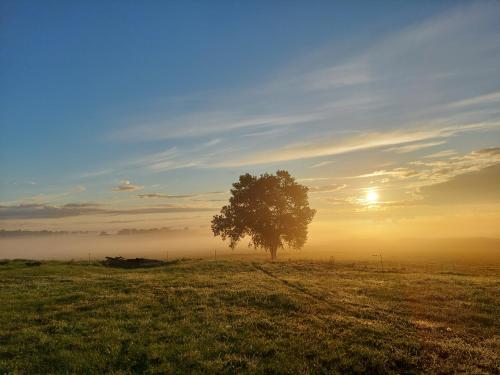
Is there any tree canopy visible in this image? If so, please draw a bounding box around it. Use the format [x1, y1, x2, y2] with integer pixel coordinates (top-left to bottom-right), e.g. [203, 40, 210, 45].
[211, 170, 315, 260]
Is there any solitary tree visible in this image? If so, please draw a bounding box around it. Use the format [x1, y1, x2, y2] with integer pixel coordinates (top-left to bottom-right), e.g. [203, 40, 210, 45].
[211, 170, 315, 261]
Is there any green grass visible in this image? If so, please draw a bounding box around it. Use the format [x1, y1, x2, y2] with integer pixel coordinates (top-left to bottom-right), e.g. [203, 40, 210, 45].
[0, 259, 498, 374]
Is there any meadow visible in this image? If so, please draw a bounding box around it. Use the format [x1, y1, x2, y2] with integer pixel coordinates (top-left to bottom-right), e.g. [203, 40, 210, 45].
[0, 258, 498, 374]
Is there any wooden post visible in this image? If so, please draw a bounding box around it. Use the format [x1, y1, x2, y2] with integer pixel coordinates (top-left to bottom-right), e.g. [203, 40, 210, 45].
[372, 253, 383, 271]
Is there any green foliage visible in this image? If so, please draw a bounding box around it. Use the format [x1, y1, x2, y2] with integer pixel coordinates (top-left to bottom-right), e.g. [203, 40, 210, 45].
[212, 170, 316, 259]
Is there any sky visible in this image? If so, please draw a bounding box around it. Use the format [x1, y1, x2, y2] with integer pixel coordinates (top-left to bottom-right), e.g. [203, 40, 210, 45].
[1, 0, 500, 240]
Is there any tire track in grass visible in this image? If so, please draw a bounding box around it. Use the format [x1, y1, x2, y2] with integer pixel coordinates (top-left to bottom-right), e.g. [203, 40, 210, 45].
[251, 262, 333, 308]
[251, 262, 408, 326]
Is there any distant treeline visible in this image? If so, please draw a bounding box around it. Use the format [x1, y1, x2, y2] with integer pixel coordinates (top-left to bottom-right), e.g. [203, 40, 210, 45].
[0, 229, 90, 237]
[115, 227, 190, 236]
[0, 227, 191, 238]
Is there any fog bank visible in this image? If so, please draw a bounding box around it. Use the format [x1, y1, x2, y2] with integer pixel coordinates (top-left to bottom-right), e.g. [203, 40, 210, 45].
[1, 234, 498, 265]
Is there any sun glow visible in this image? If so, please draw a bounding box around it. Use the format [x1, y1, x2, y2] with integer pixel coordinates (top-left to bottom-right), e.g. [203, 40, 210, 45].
[365, 190, 379, 204]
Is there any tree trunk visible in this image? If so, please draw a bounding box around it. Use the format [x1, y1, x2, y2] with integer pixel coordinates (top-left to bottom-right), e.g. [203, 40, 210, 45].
[270, 246, 277, 262]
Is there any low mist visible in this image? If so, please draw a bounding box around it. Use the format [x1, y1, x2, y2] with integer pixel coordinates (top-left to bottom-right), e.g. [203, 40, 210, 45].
[1, 232, 498, 265]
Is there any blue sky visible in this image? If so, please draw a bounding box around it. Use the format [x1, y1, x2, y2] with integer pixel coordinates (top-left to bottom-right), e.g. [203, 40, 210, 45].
[1, 1, 499, 235]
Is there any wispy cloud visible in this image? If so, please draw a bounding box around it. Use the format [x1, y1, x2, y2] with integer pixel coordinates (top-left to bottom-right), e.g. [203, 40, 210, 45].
[309, 160, 335, 169]
[384, 141, 446, 154]
[99, 3, 500, 177]
[308, 184, 347, 193]
[423, 150, 457, 159]
[2, 186, 87, 205]
[112, 180, 143, 192]
[241, 127, 287, 138]
[138, 193, 194, 199]
[211, 122, 498, 167]
[138, 191, 225, 199]
[353, 168, 420, 179]
[203, 138, 222, 147]
[297, 177, 331, 182]
[109, 3, 500, 144]
[300, 62, 372, 91]
[126, 146, 201, 172]
[0, 202, 215, 220]
[447, 91, 500, 109]
[410, 147, 500, 184]
[0, 203, 102, 219]
[419, 164, 500, 204]
[352, 147, 500, 188]
[111, 111, 324, 142]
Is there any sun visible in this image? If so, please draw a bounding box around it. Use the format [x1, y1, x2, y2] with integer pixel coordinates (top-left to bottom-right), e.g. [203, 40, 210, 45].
[365, 190, 379, 204]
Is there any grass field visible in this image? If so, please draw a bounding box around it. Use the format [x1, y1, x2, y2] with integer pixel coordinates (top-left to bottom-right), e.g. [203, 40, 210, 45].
[0, 258, 498, 374]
